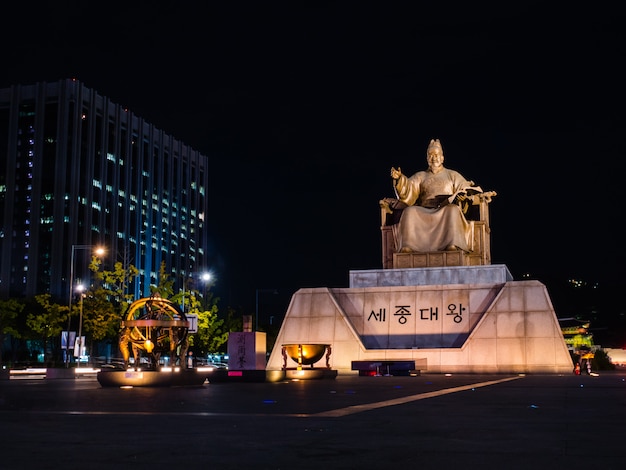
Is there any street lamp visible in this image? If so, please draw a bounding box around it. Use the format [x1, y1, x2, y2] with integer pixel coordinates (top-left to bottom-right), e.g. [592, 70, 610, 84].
[65, 244, 105, 367]
[255, 288, 278, 331]
[199, 272, 212, 304]
[181, 271, 212, 313]
[75, 285, 86, 370]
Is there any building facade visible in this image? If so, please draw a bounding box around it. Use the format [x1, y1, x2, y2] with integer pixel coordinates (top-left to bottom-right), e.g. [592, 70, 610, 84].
[0, 79, 210, 302]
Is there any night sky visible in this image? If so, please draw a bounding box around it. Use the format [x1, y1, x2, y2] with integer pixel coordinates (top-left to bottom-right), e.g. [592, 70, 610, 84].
[3, 3, 625, 316]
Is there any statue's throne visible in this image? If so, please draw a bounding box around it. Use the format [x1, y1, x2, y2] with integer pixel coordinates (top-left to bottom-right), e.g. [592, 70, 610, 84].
[379, 191, 496, 269]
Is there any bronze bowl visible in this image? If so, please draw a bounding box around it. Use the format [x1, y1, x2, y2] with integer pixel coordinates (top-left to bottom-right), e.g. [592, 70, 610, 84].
[282, 343, 329, 367]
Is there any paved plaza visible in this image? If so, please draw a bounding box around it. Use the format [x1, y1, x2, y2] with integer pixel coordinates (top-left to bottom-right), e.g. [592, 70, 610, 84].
[1, 370, 625, 469]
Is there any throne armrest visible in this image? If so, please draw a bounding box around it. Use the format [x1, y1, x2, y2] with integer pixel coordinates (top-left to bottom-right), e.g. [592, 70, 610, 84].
[468, 190, 497, 205]
[467, 191, 496, 225]
[379, 198, 407, 226]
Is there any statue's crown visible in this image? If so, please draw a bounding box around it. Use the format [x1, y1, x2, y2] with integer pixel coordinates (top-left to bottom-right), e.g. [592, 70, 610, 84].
[427, 139, 443, 153]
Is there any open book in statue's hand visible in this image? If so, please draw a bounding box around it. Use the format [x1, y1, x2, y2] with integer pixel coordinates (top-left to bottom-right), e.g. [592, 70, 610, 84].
[437, 185, 484, 207]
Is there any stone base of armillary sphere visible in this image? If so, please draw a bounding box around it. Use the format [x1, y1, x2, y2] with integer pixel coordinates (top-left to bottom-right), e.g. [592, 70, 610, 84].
[283, 368, 338, 380]
[97, 367, 207, 388]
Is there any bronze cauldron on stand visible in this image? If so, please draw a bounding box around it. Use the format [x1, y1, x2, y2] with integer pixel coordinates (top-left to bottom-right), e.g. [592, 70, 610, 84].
[281, 344, 331, 370]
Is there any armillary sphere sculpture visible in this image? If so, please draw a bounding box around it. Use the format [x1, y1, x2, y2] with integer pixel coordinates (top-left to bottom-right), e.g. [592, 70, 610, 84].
[119, 295, 189, 370]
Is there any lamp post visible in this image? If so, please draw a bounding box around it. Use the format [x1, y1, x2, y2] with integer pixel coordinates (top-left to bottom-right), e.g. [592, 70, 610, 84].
[255, 289, 278, 331]
[75, 285, 85, 370]
[65, 244, 105, 367]
[181, 272, 212, 313]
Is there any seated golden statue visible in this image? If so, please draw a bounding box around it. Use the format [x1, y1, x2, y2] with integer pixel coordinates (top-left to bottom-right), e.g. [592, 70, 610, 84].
[380, 138, 496, 269]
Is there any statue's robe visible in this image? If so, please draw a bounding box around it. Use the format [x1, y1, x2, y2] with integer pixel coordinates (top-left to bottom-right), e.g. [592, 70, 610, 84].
[394, 167, 479, 253]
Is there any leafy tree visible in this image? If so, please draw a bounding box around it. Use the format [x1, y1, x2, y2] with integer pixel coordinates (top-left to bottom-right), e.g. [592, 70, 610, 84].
[152, 261, 175, 300]
[222, 306, 244, 335]
[90, 256, 138, 315]
[26, 294, 69, 365]
[187, 291, 228, 356]
[81, 289, 120, 343]
[0, 298, 25, 366]
[83, 256, 139, 357]
[592, 348, 616, 371]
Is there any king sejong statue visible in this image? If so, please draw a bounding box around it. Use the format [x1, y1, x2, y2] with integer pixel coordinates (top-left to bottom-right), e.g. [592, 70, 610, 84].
[389, 138, 490, 253]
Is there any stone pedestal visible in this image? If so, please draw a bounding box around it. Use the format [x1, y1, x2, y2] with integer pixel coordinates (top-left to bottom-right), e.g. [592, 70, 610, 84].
[97, 369, 206, 387]
[227, 332, 267, 370]
[266, 266, 572, 375]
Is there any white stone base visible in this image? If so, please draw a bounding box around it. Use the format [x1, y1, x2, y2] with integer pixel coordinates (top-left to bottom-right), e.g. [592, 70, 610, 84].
[267, 272, 572, 375]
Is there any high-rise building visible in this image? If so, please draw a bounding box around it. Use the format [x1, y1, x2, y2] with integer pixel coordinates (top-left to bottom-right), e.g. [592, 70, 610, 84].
[0, 78, 210, 302]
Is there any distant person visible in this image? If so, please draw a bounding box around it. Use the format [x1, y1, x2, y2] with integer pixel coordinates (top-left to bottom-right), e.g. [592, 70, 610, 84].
[390, 139, 484, 253]
[187, 351, 194, 369]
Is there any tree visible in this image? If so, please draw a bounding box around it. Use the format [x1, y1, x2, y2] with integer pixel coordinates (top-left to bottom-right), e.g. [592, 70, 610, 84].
[186, 291, 228, 356]
[26, 294, 69, 365]
[81, 289, 120, 343]
[83, 256, 139, 357]
[152, 261, 175, 300]
[0, 298, 25, 366]
[90, 256, 139, 315]
[222, 306, 244, 336]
